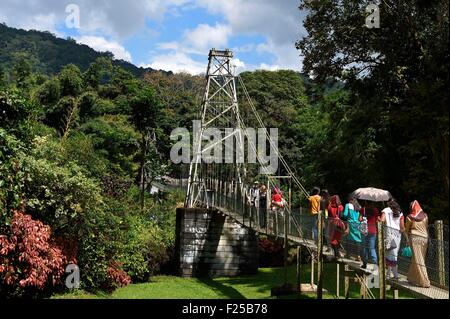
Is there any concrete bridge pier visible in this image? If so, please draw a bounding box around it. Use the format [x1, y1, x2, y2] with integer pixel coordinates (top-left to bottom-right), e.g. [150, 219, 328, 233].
[175, 208, 259, 277]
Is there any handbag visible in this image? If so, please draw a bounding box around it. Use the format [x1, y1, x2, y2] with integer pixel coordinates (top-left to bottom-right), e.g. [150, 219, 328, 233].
[359, 217, 368, 236]
[401, 246, 412, 258]
[385, 238, 397, 250]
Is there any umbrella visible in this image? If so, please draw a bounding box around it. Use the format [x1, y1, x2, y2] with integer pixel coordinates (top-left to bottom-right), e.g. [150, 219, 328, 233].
[351, 187, 392, 202]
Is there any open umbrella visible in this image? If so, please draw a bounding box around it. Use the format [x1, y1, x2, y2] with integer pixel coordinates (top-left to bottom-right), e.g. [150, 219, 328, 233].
[351, 187, 392, 202]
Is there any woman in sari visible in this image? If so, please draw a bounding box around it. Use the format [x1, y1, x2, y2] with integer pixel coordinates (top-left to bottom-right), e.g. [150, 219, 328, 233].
[327, 195, 346, 259]
[405, 200, 431, 288]
[342, 194, 362, 261]
[381, 200, 405, 279]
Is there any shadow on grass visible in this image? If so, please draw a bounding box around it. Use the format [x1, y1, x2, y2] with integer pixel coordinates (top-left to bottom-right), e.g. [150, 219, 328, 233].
[197, 278, 247, 299]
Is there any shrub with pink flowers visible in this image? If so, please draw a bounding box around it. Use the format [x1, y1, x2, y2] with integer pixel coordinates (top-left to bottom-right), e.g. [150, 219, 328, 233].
[0, 211, 67, 297]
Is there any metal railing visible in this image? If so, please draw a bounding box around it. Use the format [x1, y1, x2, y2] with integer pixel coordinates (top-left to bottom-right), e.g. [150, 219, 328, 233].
[165, 178, 449, 298]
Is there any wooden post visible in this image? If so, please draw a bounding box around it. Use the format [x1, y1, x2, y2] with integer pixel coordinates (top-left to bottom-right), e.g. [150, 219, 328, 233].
[435, 220, 445, 287]
[266, 183, 271, 235]
[297, 246, 301, 293]
[336, 263, 340, 299]
[344, 265, 350, 299]
[311, 253, 315, 287]
[360, 275, 367, 299]
[393, 289, 399, 299]
[377, 221, 386, 299]
[275, 208, 279, 238]
[317, 211, 324, 299]
[284, 208, 288, 285]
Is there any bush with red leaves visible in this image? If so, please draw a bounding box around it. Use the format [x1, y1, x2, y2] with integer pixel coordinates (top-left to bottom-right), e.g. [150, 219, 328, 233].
[106, 260, 131, 290]
[258, 237, 284, 267]
[0, 211, 67, 295]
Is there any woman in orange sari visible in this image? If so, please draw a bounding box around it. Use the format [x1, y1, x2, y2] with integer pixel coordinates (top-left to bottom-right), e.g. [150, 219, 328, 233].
[405, 200, 431, 288]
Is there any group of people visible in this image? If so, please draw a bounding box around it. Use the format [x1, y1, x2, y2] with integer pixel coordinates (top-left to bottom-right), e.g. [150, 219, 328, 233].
[309, 187, 431, 288]
[249, 182, 287, 230]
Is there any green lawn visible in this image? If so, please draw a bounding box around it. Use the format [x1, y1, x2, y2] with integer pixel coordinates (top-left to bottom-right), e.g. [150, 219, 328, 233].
[52, 264, 415, 299]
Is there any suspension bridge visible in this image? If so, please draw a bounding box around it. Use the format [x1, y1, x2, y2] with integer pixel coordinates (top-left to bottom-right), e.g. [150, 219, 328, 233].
[169, 49, 449, 299]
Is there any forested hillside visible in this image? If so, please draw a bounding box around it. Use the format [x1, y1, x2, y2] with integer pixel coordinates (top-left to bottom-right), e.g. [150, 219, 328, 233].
[0, 24, 163, 77]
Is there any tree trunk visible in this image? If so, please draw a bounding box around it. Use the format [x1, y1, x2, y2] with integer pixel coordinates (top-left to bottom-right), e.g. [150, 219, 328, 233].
[140, 134, 147, 213]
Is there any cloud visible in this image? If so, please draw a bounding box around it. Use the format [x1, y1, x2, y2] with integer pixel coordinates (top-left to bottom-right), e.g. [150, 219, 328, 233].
[141, 51, 206, 75]
[0, 0, 191, 39]
[194, 0, 306, 70]
[0, 0, 307, 73]
[183, 23, 232, 54]
[75, 36, 132, 62]
[148, 22, 232, 74]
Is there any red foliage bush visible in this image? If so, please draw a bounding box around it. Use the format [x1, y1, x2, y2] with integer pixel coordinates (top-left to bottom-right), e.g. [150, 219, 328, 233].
[0, 211, 67, 290]
[107, 260, 131, 289]
[258, 237, 284, 267]
[53, 236, 78, 265]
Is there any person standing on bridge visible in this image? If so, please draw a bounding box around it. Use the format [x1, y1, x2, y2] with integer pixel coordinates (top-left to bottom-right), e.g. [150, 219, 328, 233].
[250, 182, 260, 206]
[320, 189, 331, 252]
[380, 199, 405, 280]
[271, 187, 285, 210]
[258, 184, 267, 229]
[327, 195, 346, 259]
[249, 182, 259, 226]
[270, 187, 285, 233]
[342, 195, 362, 261]
[309, 187, 321, 241]
[405, 200, 430, 288]
[359, 201, 380, 269]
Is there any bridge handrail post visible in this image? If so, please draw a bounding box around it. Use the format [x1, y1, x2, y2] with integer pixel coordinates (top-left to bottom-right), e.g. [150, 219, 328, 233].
[284, 207, 288, 284]
[317, 211, 324, 299]
[377, 221, 386, 299]
[435, 220, 445, 287]
[297, 245, 302, 293]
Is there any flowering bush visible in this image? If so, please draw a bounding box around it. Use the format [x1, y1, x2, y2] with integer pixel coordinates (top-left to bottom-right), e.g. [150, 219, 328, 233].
[107, 260, 131, 290]
[258, 237, 284, 267]
[0, 211, 67, 296]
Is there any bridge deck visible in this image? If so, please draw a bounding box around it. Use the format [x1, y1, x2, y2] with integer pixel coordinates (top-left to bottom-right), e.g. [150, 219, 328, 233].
[161, 180, 448, 300]
[221, 206, 449, 300]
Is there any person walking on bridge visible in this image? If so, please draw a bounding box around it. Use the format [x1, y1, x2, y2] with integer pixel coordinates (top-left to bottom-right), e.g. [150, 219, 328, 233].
[327, 195, 346, 259]
[359, 201, 380, 269]
[342, 194, 362, 261]
[258, 184, 267, 229]
[270, 187, 285, 233]
[405, 200, 430, 288]
[309, 187, 321, 241]
[320, 189, 331, 252]
[380, 199, 405, 280]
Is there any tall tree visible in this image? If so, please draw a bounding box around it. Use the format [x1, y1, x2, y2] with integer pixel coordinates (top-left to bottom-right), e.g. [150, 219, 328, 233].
[296, 0, 449, 219]
[130, 85, 163, 211]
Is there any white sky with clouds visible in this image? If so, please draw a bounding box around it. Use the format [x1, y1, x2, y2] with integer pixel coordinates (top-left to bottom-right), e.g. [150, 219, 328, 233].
[0, 0, 307, 74]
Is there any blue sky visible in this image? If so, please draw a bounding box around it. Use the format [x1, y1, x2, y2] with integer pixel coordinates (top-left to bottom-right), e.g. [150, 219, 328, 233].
[0, 0, 307, 74]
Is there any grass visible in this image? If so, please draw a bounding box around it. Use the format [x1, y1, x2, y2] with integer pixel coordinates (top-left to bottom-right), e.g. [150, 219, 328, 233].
[52, 264, 416, 300]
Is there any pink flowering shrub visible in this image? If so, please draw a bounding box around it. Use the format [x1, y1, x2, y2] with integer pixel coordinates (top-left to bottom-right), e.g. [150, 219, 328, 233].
[0, 211, 67, 293]
[107, 260, 132, 290]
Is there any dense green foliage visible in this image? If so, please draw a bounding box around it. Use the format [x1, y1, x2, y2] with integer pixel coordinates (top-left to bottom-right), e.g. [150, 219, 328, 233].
[0, 53, 181, 297]
[296, 0, 448, 219]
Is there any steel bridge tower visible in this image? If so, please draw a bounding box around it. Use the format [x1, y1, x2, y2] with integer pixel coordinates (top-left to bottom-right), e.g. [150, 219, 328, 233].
[185, 49, 247, 208]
